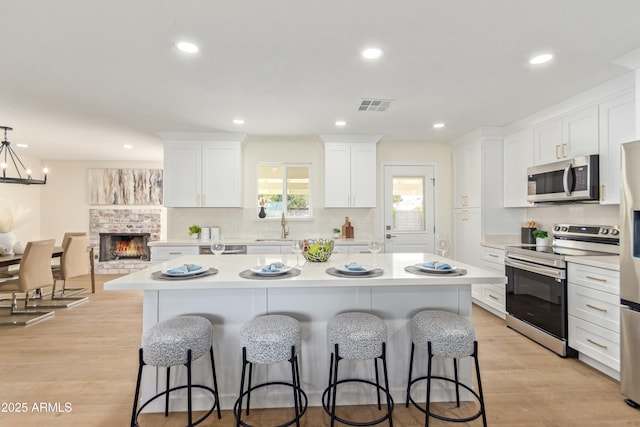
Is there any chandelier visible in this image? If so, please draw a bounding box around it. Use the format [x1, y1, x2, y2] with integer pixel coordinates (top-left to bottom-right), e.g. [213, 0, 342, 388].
[0, 126, 47, 185]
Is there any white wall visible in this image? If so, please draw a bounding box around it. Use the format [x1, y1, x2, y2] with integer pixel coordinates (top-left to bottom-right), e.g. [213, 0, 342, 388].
[39, 159, 164, 244]
[0, 154, 43, 246]
[166, 137, 454, 242]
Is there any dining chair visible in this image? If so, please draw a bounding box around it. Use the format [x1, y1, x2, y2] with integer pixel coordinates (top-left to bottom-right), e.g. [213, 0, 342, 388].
[0, 239, 56, 326]
[51, 233, 90, 299]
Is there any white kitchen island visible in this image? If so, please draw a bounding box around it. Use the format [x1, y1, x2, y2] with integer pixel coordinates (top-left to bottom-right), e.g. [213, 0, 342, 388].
[105, 252, 505, 413]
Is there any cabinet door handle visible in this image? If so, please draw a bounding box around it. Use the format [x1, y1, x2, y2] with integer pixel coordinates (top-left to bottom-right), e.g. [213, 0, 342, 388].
[201, 195, 206, 205]
[555, 145, 560, 159]
[600, 184, 604, 201]
[585, 275, 608, 283]
[586, 303, 607, 313]
[586, 338, 608, 350]
[562, 143, 567, 158]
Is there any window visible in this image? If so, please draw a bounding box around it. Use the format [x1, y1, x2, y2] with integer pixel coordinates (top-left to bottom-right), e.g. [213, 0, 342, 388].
[257, 163, 311, 218]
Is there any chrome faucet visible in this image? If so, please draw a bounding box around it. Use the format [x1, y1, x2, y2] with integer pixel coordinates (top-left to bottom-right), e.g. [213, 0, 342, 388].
[281, 212, 289, 239]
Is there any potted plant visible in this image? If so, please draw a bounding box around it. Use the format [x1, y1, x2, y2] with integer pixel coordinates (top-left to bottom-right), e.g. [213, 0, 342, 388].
[188, 224, 202, 239]
[532, 230, 548, 247]
[332, 228, 341, 239]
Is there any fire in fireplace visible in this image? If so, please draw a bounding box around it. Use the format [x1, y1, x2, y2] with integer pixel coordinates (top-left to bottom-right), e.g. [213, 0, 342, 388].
[99, 233, 150, 262]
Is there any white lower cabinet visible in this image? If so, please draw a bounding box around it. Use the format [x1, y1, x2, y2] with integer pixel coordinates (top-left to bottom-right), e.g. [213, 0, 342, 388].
[150, 246, 199, 264]
[568, 263, 620, 379]
[473, 247, 506, 319]
[247, 245, 286, 254]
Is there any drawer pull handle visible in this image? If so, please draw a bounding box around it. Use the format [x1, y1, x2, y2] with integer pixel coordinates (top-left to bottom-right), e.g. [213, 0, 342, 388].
[488, 253, 499, 258]
[168, 252, 182, 255]
[585, 275, 607, 283]
[489, 295, 499, 300]
[586, 338, 608, 350]
[586, 303, 607, 313]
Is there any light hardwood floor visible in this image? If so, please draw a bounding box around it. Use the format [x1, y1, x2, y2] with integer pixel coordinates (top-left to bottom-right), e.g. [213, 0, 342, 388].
[1, 275, 639, 426]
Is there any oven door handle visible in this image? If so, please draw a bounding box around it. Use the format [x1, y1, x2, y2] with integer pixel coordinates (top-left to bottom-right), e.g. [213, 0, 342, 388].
[505, 257, 566, 280]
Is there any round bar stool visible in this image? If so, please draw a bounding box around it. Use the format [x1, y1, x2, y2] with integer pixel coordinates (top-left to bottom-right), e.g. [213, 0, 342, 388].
[234, 314, 307, 427]
[405, 310, 487, 427]
[323, 312, 394, 427]
[131, 315, 221, 427]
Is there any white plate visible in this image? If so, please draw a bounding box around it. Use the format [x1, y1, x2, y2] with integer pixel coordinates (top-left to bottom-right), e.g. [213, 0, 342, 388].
[162, 264, 208, 277]
[335, 264, 377, 275]
[414, 263, 456, 274]
[250, 265, 293, 276]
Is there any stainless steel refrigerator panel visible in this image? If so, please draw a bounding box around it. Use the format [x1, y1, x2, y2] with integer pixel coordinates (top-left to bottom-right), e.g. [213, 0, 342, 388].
[620, 141, 640, 304]
[621, 308, 640, 404]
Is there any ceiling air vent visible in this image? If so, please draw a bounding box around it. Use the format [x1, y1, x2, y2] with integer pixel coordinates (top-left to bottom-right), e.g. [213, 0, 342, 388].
[358, 99, 393, 112]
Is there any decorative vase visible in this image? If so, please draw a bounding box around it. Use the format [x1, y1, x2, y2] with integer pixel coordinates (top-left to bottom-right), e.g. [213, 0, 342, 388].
[0, 232, 17, 255]
[258, 206, 266, 218]
[13, 241, 25, 255]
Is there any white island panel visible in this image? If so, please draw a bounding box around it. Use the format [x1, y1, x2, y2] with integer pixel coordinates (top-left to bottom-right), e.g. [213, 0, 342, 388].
[105, 253, 504, 412]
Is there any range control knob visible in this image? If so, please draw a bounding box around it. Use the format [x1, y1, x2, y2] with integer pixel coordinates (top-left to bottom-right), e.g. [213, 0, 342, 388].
[611, 229, 620, 236]
[601, 229, 609, 235]
[561, 226, 569, 232]
[554, 225, 561, 232]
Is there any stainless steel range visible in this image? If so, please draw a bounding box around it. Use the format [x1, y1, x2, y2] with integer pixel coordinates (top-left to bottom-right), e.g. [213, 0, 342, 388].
[505, 224, 620, 357]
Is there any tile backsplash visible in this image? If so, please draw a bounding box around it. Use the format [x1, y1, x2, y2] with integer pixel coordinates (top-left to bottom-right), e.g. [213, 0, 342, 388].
[524, 203, 620, 232]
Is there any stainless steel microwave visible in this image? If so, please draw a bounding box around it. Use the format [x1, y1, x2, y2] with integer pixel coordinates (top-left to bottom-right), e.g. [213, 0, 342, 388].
[527, 155, 599, 203]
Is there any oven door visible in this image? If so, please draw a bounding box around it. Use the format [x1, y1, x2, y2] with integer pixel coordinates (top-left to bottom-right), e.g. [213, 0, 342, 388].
[505, 257, 567, 340]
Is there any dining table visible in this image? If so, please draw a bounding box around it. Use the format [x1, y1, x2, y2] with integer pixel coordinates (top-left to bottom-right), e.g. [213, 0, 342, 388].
[105, 252, 506, 414]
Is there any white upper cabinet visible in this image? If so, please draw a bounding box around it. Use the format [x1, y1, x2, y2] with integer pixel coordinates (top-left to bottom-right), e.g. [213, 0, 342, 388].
[533, 105, 599, 165]
[162, 134, 245, 207]
[503, 128, 534, 207]
[454, 139, 482, 208]
[321, 134, 381, 208]
[598, 90, 636, 205]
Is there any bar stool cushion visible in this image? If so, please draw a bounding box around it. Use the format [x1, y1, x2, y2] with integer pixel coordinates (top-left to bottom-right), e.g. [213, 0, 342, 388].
[240, 314, 301, 364]
[327, 312, 387, 360]
[142, 315, 213, 367]
[411, 310, 475, 359]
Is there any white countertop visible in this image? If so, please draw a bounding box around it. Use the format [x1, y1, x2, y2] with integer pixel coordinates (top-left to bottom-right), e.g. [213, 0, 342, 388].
[148, 238, 371, 247]
[104, 253, 506, 291]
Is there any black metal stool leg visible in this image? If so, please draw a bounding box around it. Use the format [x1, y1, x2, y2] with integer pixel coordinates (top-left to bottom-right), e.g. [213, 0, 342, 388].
[236, 347, 248, 427]
[186, 349, 193, 427]
[381, 343, 393, 427]
[289, 346, 301, 427]
[331, 343, 340, 427]
[374, 357, 382, 410]
[210, 346, 222, 419]
[165, 366, 171, 416]
[327, 352, 335, 410]
[453, 358, 460, 407]
[406, 342, 415, 408]
[130, 348, 144, 427]
[246, 360, 254, 415]
[425, 342, 433, 427]
[473, 342, 488, 427]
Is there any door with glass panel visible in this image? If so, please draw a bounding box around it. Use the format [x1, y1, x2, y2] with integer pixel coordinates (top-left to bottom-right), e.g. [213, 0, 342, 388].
[383, 165, 435, 253]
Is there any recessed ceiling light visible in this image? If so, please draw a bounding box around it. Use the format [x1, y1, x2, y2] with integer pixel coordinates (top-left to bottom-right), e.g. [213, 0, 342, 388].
[529, 53, 553, 65]
[232, 119, 245, 125]
[362, 47, 383, 60]
[16, 143, 28, 148]
[433, 123, 445, 129]
[123, 144, 134, 149]
[176, 41, 199, 54]
[335, 120, 347, 127]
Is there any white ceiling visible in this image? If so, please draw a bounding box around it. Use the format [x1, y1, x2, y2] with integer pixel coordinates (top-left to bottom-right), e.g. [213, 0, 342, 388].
[1, 0, 639, 162]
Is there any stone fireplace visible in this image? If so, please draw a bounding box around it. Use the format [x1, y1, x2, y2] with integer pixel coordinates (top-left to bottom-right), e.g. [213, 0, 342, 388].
[90, 208, 160, 273]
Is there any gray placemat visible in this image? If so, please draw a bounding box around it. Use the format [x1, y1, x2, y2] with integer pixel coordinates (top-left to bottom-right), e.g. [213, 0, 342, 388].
[239, 268, 302, 280]
[151, 268, 218, 281]
[325, 267, 385, 278]
[404, 265, 467, 276]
